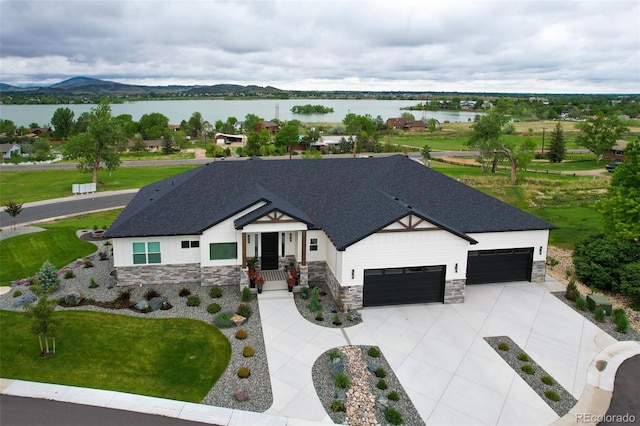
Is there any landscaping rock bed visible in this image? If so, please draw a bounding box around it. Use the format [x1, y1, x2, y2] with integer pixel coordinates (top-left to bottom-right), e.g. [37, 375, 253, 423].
[312, 345, 424, 426]
[293, 281, 362, 328]
[0, 233, 272, 413]
[485, 336, 577, 416]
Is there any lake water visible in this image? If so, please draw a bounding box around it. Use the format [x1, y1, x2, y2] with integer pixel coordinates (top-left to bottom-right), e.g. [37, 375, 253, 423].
[0, 99, 479, 127]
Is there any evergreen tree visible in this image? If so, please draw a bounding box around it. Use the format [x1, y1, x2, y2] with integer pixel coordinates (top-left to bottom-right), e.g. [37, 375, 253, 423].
[547, 121, 566, 163]
[37, 261, 60, 294]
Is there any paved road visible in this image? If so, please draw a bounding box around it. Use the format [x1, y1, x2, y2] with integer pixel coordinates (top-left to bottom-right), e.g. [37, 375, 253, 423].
[600, 354, 640, 425]
[0, 192, 136, 228]
[0, 395, 218, 426]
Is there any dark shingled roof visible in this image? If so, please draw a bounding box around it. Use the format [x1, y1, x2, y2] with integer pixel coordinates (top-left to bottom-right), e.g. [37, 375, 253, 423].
[106, 155, 555, 250]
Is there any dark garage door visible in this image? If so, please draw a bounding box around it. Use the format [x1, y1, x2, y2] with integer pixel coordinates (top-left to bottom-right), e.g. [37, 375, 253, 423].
[467, 248, 533, 284]
[363, 265, 445, 307]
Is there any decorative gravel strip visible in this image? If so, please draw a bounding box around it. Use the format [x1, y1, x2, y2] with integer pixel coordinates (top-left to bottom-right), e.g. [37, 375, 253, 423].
[0, 233, 272, 413]
[485, 336, 577, 416]
[0, 225, 46, 241]
[293, 281, 362, 329]
[312, 345, 425, 426]
[552, 292, 640, 342]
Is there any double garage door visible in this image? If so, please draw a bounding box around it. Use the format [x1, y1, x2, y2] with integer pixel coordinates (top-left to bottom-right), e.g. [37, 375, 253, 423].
[467, 247, 533, 284]
[363, 265, 445, 307]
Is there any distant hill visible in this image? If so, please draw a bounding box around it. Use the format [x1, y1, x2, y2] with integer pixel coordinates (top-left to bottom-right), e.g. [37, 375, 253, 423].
[0, 83, 22, 91]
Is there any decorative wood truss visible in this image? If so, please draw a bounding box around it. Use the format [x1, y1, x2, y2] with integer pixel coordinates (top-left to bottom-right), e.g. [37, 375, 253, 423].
[255, 210, 298, 224]
[380, 214, 440, 233]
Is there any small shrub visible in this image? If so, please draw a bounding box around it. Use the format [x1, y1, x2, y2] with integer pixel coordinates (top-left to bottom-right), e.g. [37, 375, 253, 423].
[544, 389, 561, 402]
[517, 352, 529, 362]
[328, 349, 341, 360]
[521, 364, 535, 375]
[236, 303, 253, 318]
[93, 225, 98, 231]
[614, 308, 629, 333]
[498, 341, 510, 351]
[87, 298, 95, 303]
[206, 303, 221, 314]
[114, 303, 121, 309]
[384, 408, 403, 425]
[576, 296, 588, 311]
[387, 391, 399, 401]
[376, 379, 388, 390]
[64, 270, 75, 279]
[368, 347, 381, 358]
[83, 260, 94, 268]
[241, 286, 253, 302]
[209, 285, 222, 298]
[144, 288, 161, 300]
[178, 287, 191, 297]
[237, 367, 250, 378]
[214, 312, 234, 328]
[330, 399, 345, 412]
[332, 314, 342, 325]
[334, 372, 350, 389]
[12, 290, 22, 297]
[566, 269, 573, 278]
[89, 278, 98, 288]
[375, 367, 387, 378]
[547, 256, 559, 267]
[565, 279, 580, 301]
[186, 295, 201, 307]
[299, 286, 309, 299]
[242, 346, 255, 357]
[595, 306, 605, 323]
[315, 312, 324, 321]
[307, 286, 322, 313]
[541, 375, 555, 385]
[235, 329, 248, 340]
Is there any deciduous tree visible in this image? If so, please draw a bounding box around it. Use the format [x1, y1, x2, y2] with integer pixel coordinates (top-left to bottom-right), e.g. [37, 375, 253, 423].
[139, 112, 169, 140]
[576, 115, 629, 162]
[51, 107, 75, 139]
[25, 292, 61, 355]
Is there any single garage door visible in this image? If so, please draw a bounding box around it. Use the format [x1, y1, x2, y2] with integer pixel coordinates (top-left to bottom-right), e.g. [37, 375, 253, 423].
[363, 265, 445, 307]
[467, 248, 533, 284]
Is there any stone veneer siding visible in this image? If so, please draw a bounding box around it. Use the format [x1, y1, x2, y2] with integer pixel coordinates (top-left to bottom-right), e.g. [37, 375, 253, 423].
[201, 265, 241, 287]
[444, 279, 465, 304]
[116, 263, 200, 287]
[309, 261, 364, 310]
[531, 260, 546, 282]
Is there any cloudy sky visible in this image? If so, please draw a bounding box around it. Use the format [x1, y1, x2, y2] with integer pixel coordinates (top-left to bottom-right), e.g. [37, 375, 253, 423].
[1, 0, 638, 93]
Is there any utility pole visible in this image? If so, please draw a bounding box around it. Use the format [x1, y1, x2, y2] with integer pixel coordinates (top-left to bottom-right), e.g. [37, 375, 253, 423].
[541, 127, 546, 154]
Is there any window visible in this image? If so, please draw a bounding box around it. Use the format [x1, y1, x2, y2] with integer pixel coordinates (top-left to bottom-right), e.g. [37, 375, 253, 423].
[181, 240, 200, 249]
[181, 240, 190, 249]
[210, 242, 237, 260]
[133, 242, 161, 264]
[310, 238, 318, 251]
[190, 241, 199, 248]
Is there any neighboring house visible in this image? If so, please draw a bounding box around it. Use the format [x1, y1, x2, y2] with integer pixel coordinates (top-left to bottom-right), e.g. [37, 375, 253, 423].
[168, 124, 181, 132]
[310, 136, 344, 150]
[602, 140, 628, 162]
[214, 133, 245, 145]
[0, 143, 21, 159]
[459, 100, 477, 110]
[255, 121, 280, 134]
[106, 156, 554, 309]
[386, 118, 425, 131]
[29, 127, 52, 136]
[127, 140, 163, 152]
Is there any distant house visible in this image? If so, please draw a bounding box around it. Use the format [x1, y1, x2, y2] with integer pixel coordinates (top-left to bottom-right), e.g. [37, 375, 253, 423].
[0, 143, 21, 159]
[255, 121, 280, 134]
[127, 140, 163, 153]
[459, 100, 477, 110]
[29, 127, 52, 136]
[310, 136, 344, 150]
[215, 133, 245, 145]
[386, 118, 425, 131]
[603, 140, 629, 162]
[168, 124, 181, 132]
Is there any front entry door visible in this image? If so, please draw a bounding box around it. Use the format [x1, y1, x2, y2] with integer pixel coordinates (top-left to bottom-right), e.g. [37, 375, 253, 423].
[261, 232, 279, 270]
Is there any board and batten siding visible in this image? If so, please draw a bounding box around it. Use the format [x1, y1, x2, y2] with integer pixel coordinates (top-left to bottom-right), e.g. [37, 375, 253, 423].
[467, 230, 550, 262]
[339, 229, 470, 285]
[112, 235, 200, 267]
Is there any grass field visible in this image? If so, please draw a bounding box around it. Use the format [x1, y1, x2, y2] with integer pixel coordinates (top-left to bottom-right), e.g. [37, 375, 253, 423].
[0, 166, 196, 205]
[0, 310, 230, 402]
[0, 210, 121, 285]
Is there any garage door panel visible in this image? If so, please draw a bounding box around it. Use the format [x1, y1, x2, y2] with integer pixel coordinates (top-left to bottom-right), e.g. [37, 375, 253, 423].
[467, 248, 533, 284]
[363, 265, 445, 307]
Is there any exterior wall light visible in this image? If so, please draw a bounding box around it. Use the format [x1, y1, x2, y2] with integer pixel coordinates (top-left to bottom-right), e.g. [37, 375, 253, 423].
[351, 269, 355, 279]
[455, 263, 458, 273]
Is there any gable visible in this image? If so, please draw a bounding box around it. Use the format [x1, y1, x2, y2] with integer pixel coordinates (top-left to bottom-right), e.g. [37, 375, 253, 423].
[380, 214, 438, 232]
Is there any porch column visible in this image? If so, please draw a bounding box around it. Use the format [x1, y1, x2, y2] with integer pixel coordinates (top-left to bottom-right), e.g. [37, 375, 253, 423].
[241, 233, 247, 268]
[301, 230, 307, 266]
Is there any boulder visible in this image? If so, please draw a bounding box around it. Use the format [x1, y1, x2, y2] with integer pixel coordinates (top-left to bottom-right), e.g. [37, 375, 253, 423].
[334, 389, 347, 401]
[375, 395, 389, 410]
[331, 357, 345, 376]
[148, 296, 168, 311]
[367, 363, 378, 374]
[65, 292, 84, 306]
[232, 388, 249, 402]
[231, 314, 247, 327]
[135, 300, 150, 311]
[13, 294, 37, 308]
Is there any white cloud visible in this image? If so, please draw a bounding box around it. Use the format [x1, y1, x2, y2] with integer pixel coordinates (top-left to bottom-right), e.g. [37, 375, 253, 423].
[0, 0, 638, 93]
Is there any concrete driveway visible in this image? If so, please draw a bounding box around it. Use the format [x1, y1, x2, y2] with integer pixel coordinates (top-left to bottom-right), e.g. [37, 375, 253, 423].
[260, 278, 618, 425]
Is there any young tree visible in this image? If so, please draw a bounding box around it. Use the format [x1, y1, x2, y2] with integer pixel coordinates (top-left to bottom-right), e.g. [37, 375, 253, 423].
[465, 108, 509, 173]
[596, 140, 640, 241]
[37, 260, 61, 294]
[161, 131, 176, 155]
[427, 118, 438, 134]
[421, 145, 432, 166]
[546, 121, 566, 163]
[25, 293, 61, 355]
[51, 107, 75, 140]
[576, 115, 629, 162]
[4, 200, 23, 229]
[187, 111, 203, 139]
[63, 101, 126, 184]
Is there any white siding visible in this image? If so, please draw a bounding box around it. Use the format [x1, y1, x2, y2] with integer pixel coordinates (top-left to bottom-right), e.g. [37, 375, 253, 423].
[112, 235, 200, 267]
[467, 230, 550, 262]
[340, 230, 470, 285]
[306, 231, 331, 263]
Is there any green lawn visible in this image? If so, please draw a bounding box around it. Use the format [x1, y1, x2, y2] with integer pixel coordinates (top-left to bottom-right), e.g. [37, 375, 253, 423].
[535, 206, 602, 249]
[0, 210, 121, 285]
[0, 166, 196, 205]
[0, 310, 230, 402]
